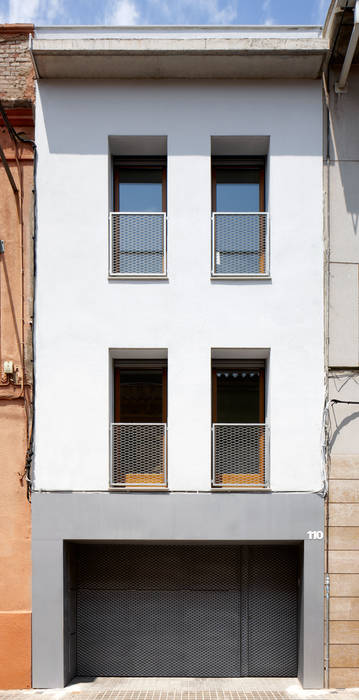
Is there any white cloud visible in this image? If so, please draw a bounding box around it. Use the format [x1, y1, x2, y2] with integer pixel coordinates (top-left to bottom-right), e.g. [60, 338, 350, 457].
[8, 0, 40, 21]
[46, 0, 63, 22]
[105, 0, 140, 25]
[149, 0, 237, 25]
[207, 0, 237, 24]
[188, 0, 236, 24]
[6, 0, 64, 23]
[261, 0, 275, 26]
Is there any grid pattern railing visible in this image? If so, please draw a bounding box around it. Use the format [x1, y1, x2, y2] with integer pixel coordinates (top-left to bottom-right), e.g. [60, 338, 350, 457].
[111, 423, 167, 487]
[212, 423, 269, 488]
[109, 212, 167, 276]
[212, 212, 269, 276]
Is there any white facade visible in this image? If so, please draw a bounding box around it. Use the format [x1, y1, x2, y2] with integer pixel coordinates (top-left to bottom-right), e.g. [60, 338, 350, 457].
[34, 77, 324, 493]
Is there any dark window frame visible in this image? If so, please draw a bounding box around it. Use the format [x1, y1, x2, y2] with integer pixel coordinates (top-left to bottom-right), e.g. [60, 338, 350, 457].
[211, 156, 266, 213]
[114, 360, 167, 424]
[212, 362, 265, 424]
[113, 157, 167, 212]
[211, 157, 266, 276]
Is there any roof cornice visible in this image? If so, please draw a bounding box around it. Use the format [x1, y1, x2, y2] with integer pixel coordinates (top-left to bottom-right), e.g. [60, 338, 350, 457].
[31, 29, 329, 80]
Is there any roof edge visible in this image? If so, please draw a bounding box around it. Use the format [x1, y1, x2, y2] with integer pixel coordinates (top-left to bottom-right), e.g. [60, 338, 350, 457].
[34, 24, 323, 31]
[0, 23, 34, 35]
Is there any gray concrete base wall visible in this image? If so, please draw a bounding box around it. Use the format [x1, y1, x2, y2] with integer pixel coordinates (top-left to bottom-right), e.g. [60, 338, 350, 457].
[32, 492, 324, 689]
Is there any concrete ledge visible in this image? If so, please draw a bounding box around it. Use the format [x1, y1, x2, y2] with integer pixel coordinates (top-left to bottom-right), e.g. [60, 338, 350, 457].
[32, 491, 324, 541]
[31, 35, 328, 79]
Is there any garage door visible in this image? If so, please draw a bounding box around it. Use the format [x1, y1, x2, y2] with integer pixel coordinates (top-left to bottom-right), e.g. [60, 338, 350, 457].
[73, 544, 298, 677]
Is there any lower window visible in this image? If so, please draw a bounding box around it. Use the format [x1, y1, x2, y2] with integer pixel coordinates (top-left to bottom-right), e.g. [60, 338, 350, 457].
[212, 360, 268, 488]
[111, 360, 167, 487]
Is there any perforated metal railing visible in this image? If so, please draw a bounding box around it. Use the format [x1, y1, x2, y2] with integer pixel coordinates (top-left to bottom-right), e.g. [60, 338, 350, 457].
[212, 423, 269, 488]
[109, 212, 167, 276]
[212, 212, 269, 276]
[111, 423, 167, 487]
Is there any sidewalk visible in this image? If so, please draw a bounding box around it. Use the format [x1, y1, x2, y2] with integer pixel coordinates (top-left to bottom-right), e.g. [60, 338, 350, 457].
[1, 678, 359, 700]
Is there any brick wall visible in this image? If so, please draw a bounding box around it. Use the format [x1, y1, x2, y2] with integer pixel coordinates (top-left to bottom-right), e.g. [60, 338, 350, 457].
[0, 25, 34, 106]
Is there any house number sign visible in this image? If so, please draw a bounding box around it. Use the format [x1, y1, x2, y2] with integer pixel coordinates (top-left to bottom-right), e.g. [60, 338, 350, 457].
[306, 530, 323, 540]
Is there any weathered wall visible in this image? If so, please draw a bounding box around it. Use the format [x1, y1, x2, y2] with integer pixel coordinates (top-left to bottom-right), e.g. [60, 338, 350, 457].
[0, 25, 34, 690]
[327, 67, 359, 688]
[0, 25, 34, 107]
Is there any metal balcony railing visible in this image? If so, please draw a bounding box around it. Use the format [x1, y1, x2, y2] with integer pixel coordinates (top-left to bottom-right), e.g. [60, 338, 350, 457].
[212, 423, 269, 488]
[212, 212, 269, 276]
[110, 423, 167, 487]
[109, 212, 167, 277]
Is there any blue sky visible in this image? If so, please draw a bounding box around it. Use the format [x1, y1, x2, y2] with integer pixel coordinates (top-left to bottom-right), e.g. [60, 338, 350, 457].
[0, 0, 331, 26]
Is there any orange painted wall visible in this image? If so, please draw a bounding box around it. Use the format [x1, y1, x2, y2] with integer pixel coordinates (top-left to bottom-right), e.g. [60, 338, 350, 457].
[0, 26, 34, 690]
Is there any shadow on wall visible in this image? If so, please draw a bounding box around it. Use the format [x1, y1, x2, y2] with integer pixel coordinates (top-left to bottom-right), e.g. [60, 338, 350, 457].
[329, 67, 359, 234]
[39, 79, 323, 157]
[328, 373, 359, 453]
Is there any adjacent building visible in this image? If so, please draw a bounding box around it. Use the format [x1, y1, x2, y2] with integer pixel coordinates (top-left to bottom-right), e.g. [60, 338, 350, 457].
[0, 23, 35, 690]
[323, 0, 359, 688]
[30, 25, 326, 689]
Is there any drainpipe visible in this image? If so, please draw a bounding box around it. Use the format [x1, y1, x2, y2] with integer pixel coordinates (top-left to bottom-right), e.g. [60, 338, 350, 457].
[335, 0, 359, 91]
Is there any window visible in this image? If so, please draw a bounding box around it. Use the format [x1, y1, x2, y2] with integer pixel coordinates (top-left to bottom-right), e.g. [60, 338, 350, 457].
[212, 360, 268, 488]
[211, 157, 269, 277]
[111, 360, 167, 487]
[110, 157, 167, 277]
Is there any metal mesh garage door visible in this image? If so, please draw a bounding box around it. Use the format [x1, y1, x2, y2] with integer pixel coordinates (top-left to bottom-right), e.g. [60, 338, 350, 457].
[74, 544, 298, 678]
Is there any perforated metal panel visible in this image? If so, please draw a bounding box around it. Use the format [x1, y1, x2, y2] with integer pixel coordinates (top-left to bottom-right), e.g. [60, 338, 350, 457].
[212, 424, 269, 488]
[110, 212, 166, 276]
[212, 213, 269, 276]
[111, 423, 167, 487]
[247, 546, 298, 677]
[73, 543, 298, 678]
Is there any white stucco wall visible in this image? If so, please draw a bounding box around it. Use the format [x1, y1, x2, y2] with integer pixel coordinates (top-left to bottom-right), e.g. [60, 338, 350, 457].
[34, 78, 323, 492]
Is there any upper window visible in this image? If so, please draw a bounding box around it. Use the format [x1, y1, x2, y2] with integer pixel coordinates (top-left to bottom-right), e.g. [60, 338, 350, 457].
[211, 157, 269, 278]
[110, 158, 167, 278]
[214, 168, 262, 212]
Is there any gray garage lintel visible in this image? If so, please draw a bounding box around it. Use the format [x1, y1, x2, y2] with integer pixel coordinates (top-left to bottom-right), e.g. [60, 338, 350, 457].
[32, 491, 324, 690]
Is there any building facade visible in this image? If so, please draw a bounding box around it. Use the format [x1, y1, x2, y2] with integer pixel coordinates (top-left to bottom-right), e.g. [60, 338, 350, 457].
[0, 24, 35, 690]
[31, 26, 326, 689]
[324, 0, 359, 688]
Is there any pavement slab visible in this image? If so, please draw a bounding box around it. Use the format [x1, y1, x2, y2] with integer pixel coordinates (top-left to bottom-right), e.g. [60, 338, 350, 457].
[0, 679, 359, 700]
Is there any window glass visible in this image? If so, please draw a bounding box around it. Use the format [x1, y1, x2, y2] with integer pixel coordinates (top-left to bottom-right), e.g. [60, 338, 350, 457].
[118, 370, 163, 423]
[118, 169, 163, 212]
[216, 170, 260, 212]
[216, 369, 261, 423]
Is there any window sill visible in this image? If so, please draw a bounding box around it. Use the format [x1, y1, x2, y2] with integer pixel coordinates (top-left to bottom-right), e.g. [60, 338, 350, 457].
[108, 275, 169, 281]
[109, 486, 169, 492]
[211, 274, 271, 281]
[211, 486, 271, 492]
